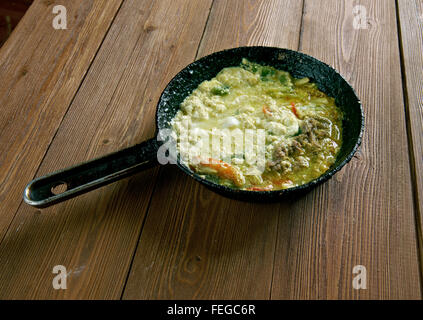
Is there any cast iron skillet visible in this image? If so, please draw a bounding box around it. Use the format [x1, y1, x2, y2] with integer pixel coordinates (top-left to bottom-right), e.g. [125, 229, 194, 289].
[24, 46, 364, 208]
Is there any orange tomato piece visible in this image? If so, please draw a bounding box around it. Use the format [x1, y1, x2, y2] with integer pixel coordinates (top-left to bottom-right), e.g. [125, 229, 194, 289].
[291, 102, 299, 118]
[262, 104, 272, 115]
[197, 158, 245, 187]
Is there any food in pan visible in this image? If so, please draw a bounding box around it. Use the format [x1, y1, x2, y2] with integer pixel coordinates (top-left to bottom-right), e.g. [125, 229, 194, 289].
[171, 59, 343, 191]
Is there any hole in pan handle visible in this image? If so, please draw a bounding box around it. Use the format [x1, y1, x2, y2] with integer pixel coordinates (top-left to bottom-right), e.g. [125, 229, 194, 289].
[23, 138, 159, 209]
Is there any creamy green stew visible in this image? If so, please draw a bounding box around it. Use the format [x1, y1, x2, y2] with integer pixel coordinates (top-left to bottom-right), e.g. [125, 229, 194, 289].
[171, 59, 343, 191]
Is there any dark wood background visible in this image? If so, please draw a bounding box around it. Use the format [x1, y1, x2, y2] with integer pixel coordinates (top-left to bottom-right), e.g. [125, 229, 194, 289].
[0, 0, 33, 46]
[0, 0, 421, 299]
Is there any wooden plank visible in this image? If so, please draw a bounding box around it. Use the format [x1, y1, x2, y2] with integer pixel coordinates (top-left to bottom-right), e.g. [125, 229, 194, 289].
[0, 0, 123, 239]
[270, 0, 421, 299]
[123, 0, 305, 299]
[397, 0, 423, 274]
[0, 0, 213, 299]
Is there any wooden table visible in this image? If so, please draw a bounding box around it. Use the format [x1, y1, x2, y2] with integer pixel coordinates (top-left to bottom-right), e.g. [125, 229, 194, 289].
[0, 0, 421, 299]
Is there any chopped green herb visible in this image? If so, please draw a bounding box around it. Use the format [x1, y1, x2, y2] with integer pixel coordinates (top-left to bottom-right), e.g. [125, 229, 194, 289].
[211, 85, 229, 96]
[261, 67, 275, 77]
[279, 74, 288, 84]
[293, 127, 302, 137]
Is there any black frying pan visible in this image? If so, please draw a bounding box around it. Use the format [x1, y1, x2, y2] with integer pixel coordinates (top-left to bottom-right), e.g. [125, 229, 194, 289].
[24, 47, 364, 208]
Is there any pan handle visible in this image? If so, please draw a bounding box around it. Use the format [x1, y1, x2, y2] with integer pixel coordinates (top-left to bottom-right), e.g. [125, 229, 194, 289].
[23, 138, 159, 208]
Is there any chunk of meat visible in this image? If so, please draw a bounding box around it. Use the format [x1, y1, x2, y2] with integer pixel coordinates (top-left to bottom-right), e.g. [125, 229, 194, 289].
[269, 116, 332, 173]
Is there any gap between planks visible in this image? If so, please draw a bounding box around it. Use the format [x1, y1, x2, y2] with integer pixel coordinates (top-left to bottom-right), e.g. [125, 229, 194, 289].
[394, 0, 423, 295]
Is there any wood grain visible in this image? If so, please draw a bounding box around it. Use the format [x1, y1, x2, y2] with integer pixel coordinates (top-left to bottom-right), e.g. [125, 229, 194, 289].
[0, 0, 212, 299]
[270, 0, 421, 299]
[0, 0, 123, 239]
[123, 0, 305, 300]
[0, 0, 420, 300]
[397, 0, 423, 276]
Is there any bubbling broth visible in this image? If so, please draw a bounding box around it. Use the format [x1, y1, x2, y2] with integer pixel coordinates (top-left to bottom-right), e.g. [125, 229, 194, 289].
[171, 59, 343, 191]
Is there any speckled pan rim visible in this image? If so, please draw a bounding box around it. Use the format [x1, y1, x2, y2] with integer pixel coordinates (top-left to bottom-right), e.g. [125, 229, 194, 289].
[155, 46, 364, 199]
